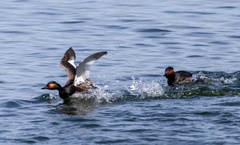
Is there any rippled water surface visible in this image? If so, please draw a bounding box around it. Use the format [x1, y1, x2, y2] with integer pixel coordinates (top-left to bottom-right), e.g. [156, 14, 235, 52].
[1, 0, 240, 144]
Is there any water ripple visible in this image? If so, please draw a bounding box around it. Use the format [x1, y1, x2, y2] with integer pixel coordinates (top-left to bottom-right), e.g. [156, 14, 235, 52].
[136, 28, 172, 33]
[60, 21, 85, 24]
[1, 0, 240, 144]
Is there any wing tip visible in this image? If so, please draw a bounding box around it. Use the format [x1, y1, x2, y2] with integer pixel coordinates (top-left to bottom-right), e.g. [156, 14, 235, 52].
[62, 47, 76, 61]
[100, 51, 108, 56]
[98, 51, 108, 59]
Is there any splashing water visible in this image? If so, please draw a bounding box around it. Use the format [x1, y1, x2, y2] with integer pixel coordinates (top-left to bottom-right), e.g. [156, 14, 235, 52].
[129, 76, 164, 99]
[41, 71, 239, 102]
[70, 86, 114, 103]
[195, 71, 238, 85]
[38, 71, 240, 116]
[127, 72, 240, 99]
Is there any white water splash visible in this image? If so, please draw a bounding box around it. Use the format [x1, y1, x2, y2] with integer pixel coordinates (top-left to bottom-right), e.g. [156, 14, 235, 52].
[70, 85, 114, 103]
[219, 77, 237, 84]
[129, 76, 164, 99]
[196, 72, 237, 85]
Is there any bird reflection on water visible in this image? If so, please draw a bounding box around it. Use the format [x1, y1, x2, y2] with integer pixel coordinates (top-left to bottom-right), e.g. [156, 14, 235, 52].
[44, 92, 109, 116]
[55, 99, 100, 116]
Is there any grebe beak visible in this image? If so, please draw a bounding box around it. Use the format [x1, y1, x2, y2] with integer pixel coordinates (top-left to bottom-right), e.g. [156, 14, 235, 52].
[41, 86, 48, 89]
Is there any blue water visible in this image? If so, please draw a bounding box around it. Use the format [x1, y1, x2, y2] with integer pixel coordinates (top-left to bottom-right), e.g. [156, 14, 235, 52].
[0, 0, 240, 144]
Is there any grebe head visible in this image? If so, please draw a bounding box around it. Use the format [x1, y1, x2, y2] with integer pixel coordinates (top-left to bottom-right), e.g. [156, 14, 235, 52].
[42, 81, 61, 90]
[164, 67, 175, 77]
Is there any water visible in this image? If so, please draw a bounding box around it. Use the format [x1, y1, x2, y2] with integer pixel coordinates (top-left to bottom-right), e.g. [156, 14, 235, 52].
[0, 0, 240, 144]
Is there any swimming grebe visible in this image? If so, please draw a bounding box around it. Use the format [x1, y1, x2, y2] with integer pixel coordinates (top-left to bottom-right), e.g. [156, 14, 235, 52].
[164, 67, 193, 86]
[42, 48, 107, 99]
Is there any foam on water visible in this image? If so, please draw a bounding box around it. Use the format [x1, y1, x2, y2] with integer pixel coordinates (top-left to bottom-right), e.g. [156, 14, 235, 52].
[129, 76, 164, 99]
[70, 86, 114, 103]
[196, 71, 239, 85]
[125, 72, 240, 99]
[40, 71, 239, 103]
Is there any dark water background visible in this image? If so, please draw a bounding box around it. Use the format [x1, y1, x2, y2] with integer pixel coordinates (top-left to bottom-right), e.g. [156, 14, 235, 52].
[0, 0, 240, 144]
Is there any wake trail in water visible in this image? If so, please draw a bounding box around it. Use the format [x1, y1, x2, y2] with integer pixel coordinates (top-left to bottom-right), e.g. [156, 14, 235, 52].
[37, 71, 240, 116]
[126, 72, 240, 99]
[40, 71, 240, 102]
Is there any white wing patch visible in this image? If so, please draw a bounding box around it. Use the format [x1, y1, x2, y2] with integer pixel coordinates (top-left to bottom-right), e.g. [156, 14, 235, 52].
[74, 61, 92, 86]
[73, 52, 107, 86]
[68, 60, 76, 68]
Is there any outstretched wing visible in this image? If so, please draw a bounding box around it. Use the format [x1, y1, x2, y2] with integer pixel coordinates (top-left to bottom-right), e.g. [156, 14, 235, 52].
[60, 47, 76, 86]
[74, 51, 107, 86]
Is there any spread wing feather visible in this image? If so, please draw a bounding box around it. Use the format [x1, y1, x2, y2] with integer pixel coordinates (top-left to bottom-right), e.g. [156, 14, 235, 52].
[74, 51, 107, 86]
[60, 47, 76, 86]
